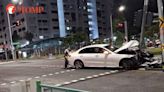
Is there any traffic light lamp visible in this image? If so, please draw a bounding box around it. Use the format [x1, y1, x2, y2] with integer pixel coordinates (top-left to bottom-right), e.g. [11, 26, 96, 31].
[14, 20, 22, 26]
[117, 22, 124, 29]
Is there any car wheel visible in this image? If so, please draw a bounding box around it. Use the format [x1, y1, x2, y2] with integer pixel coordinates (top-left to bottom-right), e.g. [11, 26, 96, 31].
[120, 59, 130, 70]
[74, 60, 84, 69]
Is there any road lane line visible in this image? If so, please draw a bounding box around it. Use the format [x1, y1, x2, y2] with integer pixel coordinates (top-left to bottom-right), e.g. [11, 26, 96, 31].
[92, 75, 99, 78]
[57, 70, 120, 87]
[1, 83, 7, 86]
[63, 82, 71, 85]
[19, 80, 25, 82]
[0, 69, 76, 86]
[66, 70, 71, 72]
[71, 80, 79, 83]
[27, 78, 32, 80]
[55, 72, 59, 74]
[60, 71, 65, 73]
[48, 73, 53, 76]
[42, 75, 47, 77]
[86, 76, 93, 79]
[104, 72, 111, 75]
[79, 78, 86, 81]
[99, 73, 106, 76]
[55, 84, 62, 87]
[35, 76, 40, 79]
[10, 81, 16, 84]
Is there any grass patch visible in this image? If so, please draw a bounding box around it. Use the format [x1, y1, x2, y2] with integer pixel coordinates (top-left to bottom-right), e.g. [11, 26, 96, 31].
[146, 48, 162, 55]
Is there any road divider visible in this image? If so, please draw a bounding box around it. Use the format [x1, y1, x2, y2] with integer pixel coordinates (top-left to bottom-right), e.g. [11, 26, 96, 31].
[0, 69, 76, 87]
[54, 70, 121, 87]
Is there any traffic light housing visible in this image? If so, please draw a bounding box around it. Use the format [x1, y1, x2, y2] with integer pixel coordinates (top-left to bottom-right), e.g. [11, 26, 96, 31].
[116, 22, 124, 29]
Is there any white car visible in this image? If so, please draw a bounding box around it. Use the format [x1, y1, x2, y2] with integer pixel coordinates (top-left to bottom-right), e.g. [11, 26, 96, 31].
[67, 40, 140, 69]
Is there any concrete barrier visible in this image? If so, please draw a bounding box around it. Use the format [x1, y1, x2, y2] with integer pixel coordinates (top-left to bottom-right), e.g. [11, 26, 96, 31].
[9, 80, 37, 92]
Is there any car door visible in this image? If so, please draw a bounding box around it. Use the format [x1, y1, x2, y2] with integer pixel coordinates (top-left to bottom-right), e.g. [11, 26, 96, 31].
[78, 47, 105, 67]
[93, 48, 116, 67]
[96, 48, 120, 67]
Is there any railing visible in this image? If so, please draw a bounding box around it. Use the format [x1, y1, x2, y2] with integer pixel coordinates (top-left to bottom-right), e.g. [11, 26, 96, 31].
[36, 81, 89, 92]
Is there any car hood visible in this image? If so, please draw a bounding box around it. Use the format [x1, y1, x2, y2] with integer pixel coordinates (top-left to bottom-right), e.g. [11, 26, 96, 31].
[114, 40, 139, 53]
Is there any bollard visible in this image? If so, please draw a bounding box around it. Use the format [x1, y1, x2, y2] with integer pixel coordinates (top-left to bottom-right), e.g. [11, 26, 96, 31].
[48, 53, 53, 59]
[36, 81, 41, 92]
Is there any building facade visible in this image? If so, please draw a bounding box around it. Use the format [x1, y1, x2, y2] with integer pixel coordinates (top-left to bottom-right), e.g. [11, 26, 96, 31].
[0, 0, 113, 49]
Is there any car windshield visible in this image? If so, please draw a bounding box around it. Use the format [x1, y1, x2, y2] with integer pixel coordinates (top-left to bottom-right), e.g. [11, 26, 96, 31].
[104, 45, 118, 52]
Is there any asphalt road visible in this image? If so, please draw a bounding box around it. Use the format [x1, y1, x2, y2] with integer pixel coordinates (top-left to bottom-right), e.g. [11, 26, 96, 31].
[0, 58, 164, 92]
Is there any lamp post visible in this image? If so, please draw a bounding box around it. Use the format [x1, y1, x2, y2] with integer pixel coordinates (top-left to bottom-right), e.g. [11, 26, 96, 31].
[118, 5, 128, 42]
[110, 15, 113, 46]
[139, 0, 149, 49]
[157, 0, 164, 63]
[7, 12, 15, 60]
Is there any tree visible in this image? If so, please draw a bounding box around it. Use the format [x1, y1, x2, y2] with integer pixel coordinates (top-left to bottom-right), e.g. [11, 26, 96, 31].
[24, 32, 34, 42]
[62, 28, 89, 48]
[145, 23, 159, 39]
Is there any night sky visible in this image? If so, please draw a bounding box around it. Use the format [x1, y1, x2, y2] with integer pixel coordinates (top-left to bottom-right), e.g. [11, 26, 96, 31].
[113, 0, 161, 34]
[114, 0, 160, 27]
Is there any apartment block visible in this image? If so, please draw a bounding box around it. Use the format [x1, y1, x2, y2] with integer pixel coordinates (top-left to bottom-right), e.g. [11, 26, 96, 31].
[0, 0, 113, 49]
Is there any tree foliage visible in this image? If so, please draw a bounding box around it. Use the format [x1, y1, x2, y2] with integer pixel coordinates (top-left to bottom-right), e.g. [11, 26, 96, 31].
[12, 31, 21, 42]
[144, 23, 159, 39]
[62, 28, 88, 47]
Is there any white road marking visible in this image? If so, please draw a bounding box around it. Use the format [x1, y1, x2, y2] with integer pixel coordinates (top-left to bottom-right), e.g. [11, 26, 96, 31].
[55, 72, 59, 74]
[63, 82, 71, 85]
[42, 75, 47, 77]
[104, 72, 110, 75]
[66, 70, 71, 72]
[55, 84, 62, 87]
[35, 76, 40, 79]
[79, 78, 86, 81]
[56, 70, 120, 87]
[27, 78, 32, 80]
[0, 61, 15, 65]
[110, 70, 118, 73]
[10, 81, 16, 84]
[86, 76, 93, 79]
[92, 75, 99, 78]
[71, 80, 79, 83]
[99, 73, 105, 76]
[1, 83, 7, 86]
[71, 69, 75, 71]
[19, 80, 25, 82]
[60, 71, 65, 73]
[48, 73, 53, 76]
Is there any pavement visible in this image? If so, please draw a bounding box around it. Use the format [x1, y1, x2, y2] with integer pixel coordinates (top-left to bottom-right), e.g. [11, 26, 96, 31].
[0, 58, 164, 92]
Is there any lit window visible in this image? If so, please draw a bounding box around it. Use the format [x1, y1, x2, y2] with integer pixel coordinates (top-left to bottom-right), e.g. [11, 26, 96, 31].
[87, 3, 92, 6]
[88, 21, 93, 25]
[88, 15, 92, 19]
[87, 9, 93, 12]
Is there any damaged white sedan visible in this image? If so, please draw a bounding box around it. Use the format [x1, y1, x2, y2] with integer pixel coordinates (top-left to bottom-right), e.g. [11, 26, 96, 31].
[67, 40, 141, 69]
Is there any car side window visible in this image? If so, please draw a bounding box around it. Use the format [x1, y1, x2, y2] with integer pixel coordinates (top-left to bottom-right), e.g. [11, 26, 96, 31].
[79, 47, 108, 54]
[79, 48, 95, 54]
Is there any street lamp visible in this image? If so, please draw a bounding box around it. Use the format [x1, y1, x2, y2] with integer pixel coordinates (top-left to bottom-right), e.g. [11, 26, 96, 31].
[118, 5, 128, 42]
[118, 5, 126, 12]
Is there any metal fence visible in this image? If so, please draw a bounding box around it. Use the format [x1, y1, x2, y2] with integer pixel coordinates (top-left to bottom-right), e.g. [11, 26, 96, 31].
[36, 81, 89, 92]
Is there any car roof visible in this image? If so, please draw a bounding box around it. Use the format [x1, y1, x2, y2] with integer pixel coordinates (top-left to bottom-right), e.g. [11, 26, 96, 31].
[74, 44, 113, 54]
[84, 44, 109, 48]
